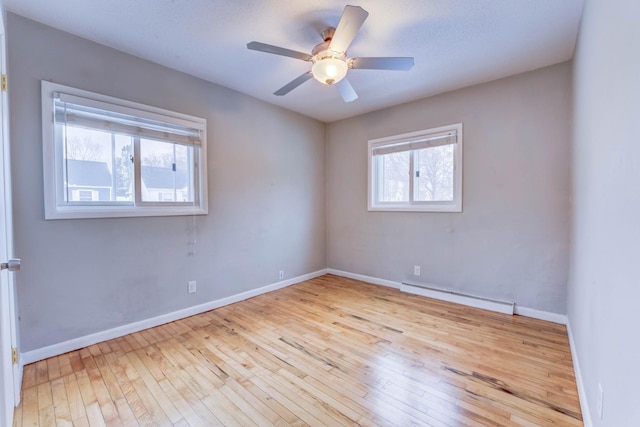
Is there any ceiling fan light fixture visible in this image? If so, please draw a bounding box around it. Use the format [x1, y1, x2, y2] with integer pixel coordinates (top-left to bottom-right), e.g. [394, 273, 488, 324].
[311, 57, 348, 85]
[247, 5, 414, 100]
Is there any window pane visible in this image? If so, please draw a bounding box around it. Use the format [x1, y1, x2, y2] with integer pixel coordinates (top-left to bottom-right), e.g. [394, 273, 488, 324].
[63, 125, 133, 204]
[377, 151, 410, 202]
[414, 144, 454, 202]
[140, 139, 194, 203]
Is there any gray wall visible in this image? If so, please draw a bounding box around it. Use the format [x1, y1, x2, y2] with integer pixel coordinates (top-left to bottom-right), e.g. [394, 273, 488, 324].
[568, 0, 640, 425]
[8, 11, 575, 356]
[327, 63, 572, 314]
[8, 13, 326, 352]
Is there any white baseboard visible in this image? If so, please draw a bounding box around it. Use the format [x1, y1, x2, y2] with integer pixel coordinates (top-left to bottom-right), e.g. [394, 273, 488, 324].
[566, 320, 592, 427]
[326, 269, 401, 289]
[514, 305, 568, 325]
[21, 269, 328, 365]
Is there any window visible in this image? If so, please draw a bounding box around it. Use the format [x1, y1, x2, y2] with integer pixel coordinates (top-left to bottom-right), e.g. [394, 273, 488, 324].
[77, 190, 97, 202]
[368, 123, 462, 212]
[41, 81, 208, 219]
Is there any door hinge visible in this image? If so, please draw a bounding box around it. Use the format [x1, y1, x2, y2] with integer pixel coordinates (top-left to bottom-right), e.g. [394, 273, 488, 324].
[11, 347, 18, 365]
[1, 74, 7, 92]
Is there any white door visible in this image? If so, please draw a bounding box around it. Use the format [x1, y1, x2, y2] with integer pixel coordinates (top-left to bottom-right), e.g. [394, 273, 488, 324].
[0, 8, 20, 426]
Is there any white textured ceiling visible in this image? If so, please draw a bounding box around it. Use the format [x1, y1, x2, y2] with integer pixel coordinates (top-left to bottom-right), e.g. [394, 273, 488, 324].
[5, 0, 584, 122]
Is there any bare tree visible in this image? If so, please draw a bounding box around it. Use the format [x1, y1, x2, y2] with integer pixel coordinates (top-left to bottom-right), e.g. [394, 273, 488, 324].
[116, 144, 133, 198]
[142, 152, 173, 167]
[64, 135, 104, 161]
[378, 145, 454, 202]
[381, 151, 410, 201]
[416, 145, 453, 201]
[142, 144, 189, 170]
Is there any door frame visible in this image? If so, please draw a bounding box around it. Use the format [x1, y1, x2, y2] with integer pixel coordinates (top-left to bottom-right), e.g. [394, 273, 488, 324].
[0, 4, 21, 426]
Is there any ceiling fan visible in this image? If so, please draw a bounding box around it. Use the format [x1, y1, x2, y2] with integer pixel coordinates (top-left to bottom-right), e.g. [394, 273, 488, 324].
[247, 5, 414, 103]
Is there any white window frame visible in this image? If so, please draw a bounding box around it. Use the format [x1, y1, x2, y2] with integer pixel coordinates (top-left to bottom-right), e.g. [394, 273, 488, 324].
[41, 81, 208, 220]
[368, 123, 463, 212]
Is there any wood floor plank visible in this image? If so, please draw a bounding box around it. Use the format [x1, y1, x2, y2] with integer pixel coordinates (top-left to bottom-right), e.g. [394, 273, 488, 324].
[20, 385, 39, 427]
[71, 416, 89, 427]
[107, 356, 154, 426]
[64, 373, 86, 422]
[84, 401, 106, 427]
[11, 399, 22, 427]
[57, 353, 74, 379]
[199, 343, 300, 425]
[143, 345, 223, 426]
[125, 351, 182, 424]
[111, 397, 137, 427]
[36, 382, 53, 412]
[68, 352, 84, 374]
[50, 377, 73, 426]
[155, 378, 206, 427]
[15, 274, 583, 426]
[21, 363, 37, 391]
[37, 405, 55, 427]
[34, 360, 49, 387]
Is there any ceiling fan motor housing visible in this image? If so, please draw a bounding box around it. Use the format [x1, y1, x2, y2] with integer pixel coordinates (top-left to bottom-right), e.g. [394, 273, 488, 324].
[311, 32, 348, 85]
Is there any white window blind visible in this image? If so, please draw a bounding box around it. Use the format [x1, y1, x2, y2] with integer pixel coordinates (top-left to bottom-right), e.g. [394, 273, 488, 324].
[54, 92, 204, 147]
[371, 130, 457, 156]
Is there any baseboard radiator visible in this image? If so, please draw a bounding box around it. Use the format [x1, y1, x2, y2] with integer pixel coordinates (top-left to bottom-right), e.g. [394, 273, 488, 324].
[400, 281, 515, 315]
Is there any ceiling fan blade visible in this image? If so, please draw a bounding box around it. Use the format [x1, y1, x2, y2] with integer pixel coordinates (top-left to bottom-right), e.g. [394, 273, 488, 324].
[336, 78, 358, 103]
[329, 5, 369, 53]
[274, 72, 313, 96]
[350, 57, 415, 70]
[247, 41, 312, 61]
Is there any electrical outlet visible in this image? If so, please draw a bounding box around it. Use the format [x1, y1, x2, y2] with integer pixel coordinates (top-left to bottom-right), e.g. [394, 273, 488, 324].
[597, 383, 604, 419]
[414, 265, 421, 276]
[279, 270, 284, 280]
[188, 280, 197, 294]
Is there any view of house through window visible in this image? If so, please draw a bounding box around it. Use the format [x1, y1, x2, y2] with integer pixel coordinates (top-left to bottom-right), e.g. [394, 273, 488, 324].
[140, 139, 194, 203]
[63, 128, 196, 205]
[42, 80, 208, 219]
[63, 126, 133, 203]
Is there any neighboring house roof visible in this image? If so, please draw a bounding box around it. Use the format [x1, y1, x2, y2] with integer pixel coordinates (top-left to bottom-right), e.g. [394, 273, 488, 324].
[66, 159, 112, 187]
[65, 159, 187, 190]
[141, 165, 187, 189]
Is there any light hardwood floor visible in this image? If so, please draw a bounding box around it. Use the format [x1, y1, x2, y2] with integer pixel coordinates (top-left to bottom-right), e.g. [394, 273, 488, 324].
[13, 275, 583, 426]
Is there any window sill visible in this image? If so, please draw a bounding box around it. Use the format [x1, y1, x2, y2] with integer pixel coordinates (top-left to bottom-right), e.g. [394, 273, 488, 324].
[368, 203, 462, 213]
[44, 205, 208, 220]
